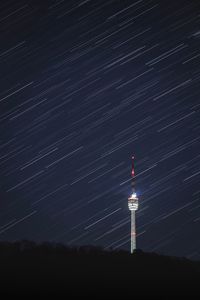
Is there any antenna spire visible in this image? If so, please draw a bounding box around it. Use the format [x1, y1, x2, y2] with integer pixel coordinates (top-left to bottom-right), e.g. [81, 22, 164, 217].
[131, 156, 135, 177]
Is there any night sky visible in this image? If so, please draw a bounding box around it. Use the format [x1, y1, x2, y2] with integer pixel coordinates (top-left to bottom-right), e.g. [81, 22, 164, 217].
[0, 0, 200, 260]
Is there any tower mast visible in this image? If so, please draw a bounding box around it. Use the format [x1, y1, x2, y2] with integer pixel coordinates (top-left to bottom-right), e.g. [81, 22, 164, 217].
[128, 156, 138, 253]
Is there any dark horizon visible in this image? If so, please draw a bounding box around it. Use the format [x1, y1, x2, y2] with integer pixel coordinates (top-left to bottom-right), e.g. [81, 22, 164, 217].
[0, 240, 199, 294]
[0, 0, 200, 260]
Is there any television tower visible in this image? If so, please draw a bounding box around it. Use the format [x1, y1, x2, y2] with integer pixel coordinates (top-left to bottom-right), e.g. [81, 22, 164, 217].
[128, 156, 138, 253]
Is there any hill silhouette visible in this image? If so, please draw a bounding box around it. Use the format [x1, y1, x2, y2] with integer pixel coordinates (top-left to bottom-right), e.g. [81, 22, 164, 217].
[0, 240, 199, 296]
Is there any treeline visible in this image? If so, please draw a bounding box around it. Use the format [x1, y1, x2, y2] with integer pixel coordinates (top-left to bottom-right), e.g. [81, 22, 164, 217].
[0, 240, 199, 295]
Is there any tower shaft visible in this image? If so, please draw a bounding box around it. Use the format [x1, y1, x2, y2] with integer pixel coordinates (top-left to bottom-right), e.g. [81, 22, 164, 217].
[131, 210, 136, 253]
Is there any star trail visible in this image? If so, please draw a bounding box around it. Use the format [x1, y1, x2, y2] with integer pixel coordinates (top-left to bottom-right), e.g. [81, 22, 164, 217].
[0, 0, 200, 259]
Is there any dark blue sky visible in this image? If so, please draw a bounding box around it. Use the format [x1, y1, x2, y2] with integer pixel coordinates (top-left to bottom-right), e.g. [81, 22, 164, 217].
[0, 0, 200, 259]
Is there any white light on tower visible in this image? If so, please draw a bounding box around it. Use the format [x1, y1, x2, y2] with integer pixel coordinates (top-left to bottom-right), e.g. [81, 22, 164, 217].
[128, 156, 138, 253]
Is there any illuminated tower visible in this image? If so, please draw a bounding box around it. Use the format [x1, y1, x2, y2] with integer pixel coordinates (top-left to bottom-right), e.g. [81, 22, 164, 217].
[128, 156, 138, 253]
